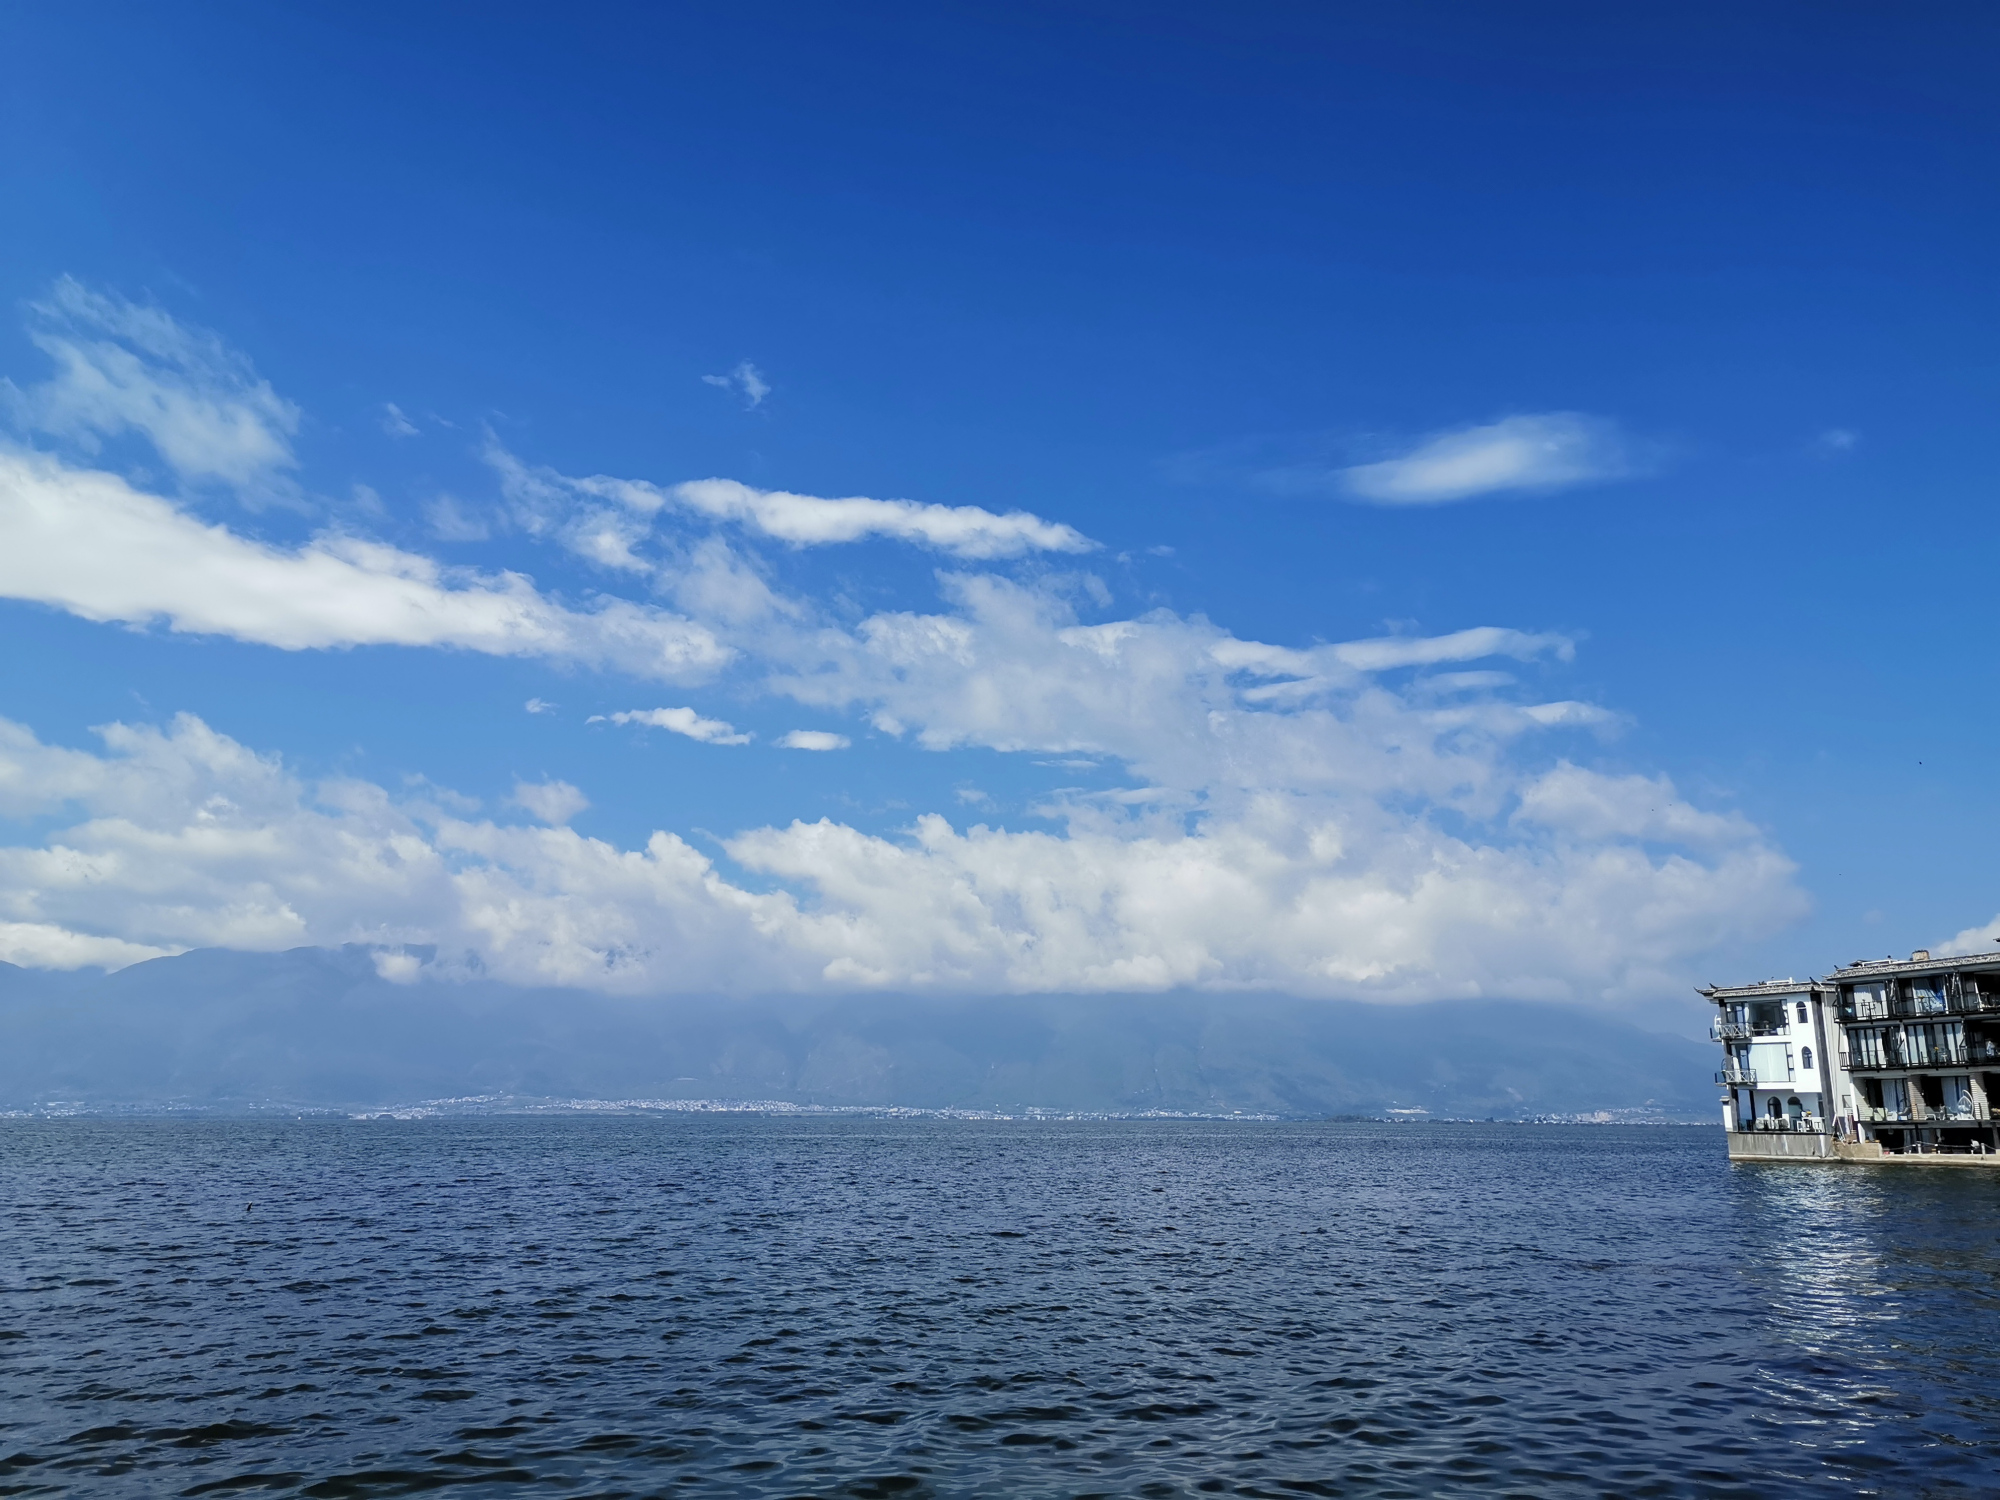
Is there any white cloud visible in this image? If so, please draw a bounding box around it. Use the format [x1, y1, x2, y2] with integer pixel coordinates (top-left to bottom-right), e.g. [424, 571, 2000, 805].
[524, 698, 555, 715]
[1934, 918, 2000, 959]
[374, 948, 425, 982]
[510, 779, 590, 825]
[0, 712, 1801, 999]
[381, 402, 420, 438]
[778, 730, 851, 751]
[0, 920, 179, 970]
[671, 478, 1095, 558]
[0, 446, 728, 679]
[664, 536, 800, 628]
[1512, 762, 1753, 848]
[0, 294, 1804, 1002]
[482, 441, 1095, 563]
[724, 805, 1797, 998]
[1815, 427, 1859, 455]
[5, 277, 300, 494]
[763, 575, 1604, 811]
[1340, 413, 1633, 505]
[701, 360, 771, 409]
[595, 707, 752, 745]
[1328, 626, 1574, 673]
[0, 713, 808, 986]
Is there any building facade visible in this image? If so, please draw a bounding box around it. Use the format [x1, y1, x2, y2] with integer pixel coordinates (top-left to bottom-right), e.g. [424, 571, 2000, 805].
[1706, 978, 1835, 1139]
[1705, 949, 2000, 1161]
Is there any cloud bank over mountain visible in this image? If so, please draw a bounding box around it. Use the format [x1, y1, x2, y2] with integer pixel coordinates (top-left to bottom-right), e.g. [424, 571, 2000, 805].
[0, 946, 1719, 1119]
[0, 285, 1807, 1005]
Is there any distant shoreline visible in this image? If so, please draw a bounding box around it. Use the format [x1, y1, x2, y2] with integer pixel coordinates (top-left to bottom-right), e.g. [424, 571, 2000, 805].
[0, 1096, 1716, 1125]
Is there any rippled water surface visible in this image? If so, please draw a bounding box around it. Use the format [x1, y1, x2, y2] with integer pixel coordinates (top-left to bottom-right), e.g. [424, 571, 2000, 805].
[3, 1118, 1998, 1498]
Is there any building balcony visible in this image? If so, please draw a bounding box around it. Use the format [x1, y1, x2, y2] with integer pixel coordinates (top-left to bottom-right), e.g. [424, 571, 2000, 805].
[1842, 1052, 1969, 1073]
[1858, 1105, 1988, 1125]
[1843, 1051, 1909, 1072]
[1715, 1066, 1757, 1086]
[1839, 990, 2000, 1023]
[1711, 1020, 1785, 1042]
[1735, 1115, 1824, 1134]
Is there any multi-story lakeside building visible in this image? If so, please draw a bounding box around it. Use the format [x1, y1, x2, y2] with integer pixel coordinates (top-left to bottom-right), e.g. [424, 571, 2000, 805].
[1706, 977, 1836, 1154]
[1704, 949, 2000, 1163]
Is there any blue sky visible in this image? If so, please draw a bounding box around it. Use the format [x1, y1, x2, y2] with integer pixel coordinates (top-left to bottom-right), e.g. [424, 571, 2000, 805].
[0, 2, 1994, 1025]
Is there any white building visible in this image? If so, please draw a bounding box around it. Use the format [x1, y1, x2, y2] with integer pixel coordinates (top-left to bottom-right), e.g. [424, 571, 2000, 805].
[1705, 949, 2000, 1161]
[1703, 978, 1835, 1144]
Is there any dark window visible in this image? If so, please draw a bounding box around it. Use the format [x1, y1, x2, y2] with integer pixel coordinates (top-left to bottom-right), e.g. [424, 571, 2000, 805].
[1797, 1002, 1809, 1023]
[1801, 1046, 1813, 1069]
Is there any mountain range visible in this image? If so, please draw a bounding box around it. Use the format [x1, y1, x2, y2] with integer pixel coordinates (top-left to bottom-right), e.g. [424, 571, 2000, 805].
[0, 946, 1720, 1119]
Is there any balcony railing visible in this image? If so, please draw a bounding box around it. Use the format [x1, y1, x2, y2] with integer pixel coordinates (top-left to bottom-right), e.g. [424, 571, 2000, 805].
[1842, 1049, 1969, 1073]
[1711, 1020, 1786, 1042]
[1735, 1115, 1824, 1134]
[1839, 989, 2000, 1023]
[1715, 1066, 1757, 1086]
[1858, 1105, 1987, 1124]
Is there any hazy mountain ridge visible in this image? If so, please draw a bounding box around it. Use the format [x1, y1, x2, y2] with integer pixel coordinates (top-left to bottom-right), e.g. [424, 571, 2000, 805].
[0, 946, 1716, 1118]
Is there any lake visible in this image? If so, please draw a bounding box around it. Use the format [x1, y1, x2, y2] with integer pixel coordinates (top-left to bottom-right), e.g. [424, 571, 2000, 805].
[2, 1117, 1995, 1497]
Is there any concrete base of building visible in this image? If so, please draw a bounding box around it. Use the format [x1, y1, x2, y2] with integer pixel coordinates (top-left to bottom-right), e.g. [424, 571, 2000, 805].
[1725, 1132, 2000, 1165]
[1726, 1131, 1838, 1161]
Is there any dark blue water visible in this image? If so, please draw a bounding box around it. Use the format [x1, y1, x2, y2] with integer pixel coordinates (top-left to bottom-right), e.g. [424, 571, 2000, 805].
[1, 1119, 1996, 1498]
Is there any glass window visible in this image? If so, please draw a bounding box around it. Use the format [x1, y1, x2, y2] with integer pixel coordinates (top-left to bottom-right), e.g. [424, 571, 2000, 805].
[1796, 1002, 1809, 1023]
[1801, 1046, 1813, 1069]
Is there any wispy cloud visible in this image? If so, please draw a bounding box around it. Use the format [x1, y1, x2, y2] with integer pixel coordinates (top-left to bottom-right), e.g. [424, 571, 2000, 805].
[672, 477, 1095, 558]
[5, 277, 300, 496]
[702, 360, 771, 409]
[380, 402, 420, 438]
[777, 729, 850, 751]
[483, 439, 1095, 562]
[1336, 413, 1634, 505]
[0, 447, 728, 678]
[483, 439, 659, 573]
[1329, 625, 1574, 673]
[510, 778, 589, 825]
[423, 494, 490, 541]
[593, 706, 752, 745]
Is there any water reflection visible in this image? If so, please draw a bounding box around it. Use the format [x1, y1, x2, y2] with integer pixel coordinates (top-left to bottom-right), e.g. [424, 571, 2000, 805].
[1723, 1158, 2000, 1484]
